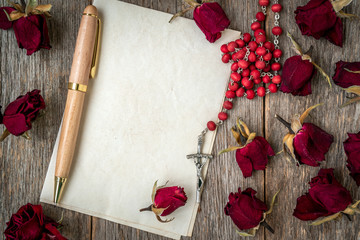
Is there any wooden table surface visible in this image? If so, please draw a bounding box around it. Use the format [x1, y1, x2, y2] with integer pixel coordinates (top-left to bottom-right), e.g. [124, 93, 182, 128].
[1, 0, 360, 239]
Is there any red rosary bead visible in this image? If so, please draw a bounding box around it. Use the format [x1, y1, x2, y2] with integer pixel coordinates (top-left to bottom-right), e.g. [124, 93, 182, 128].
[257, 86, 266, 97]
[255, 46, 266, 56]
[272, 75, 282, 84]
[225, 90, 236, 99]
[228, 82, 239, 91]
[207, 121, 216, 131]
[250, 69, 261, 79]
[227, 41, 238, 52]
[238, 60, 249, 69]
[254, 29, 265, 37]
[231, 72, 241, 82]
[235, 39, 245, 48]
[223, 101, 233, 110]
[271, 4, 282, 12]
[271, 62, 281, 71]
[256, 12, 265, 22]
[251, 22, 261, 31]
[243, 33, 251, 43]
[259, 0, 269, 6]
[231, 62, 239, 71]
[242, 68, 250, 77]
[272, 26, 283, 35]
[255, 60, 266, 69]
[222, 53, 231, 63]
[246, 89, 255, 99]
[256, 34, 266, 44]
[236, 87, 245, 97]
[268, 83, 278, 93]
[249, 64, 256, 71]
[263, 52, 272, 61]
[254, 78, 262, 84]
[248, 52, 257, 62]
[262, 75, 271, 83]
[220, 44, 229, 53]
[264, 41, 275, 52]
[263, 64, 271, 72]
[218, 112, 228, 121]
[248, 41, 258, 51]
[273, 49, 282, 58]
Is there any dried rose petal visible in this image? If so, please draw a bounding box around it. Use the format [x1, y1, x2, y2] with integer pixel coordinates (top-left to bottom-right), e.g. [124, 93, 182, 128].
[295, 0, 343, 47]
[344, 132, 360, 186]
[193, 2, 230, 43]
[293, 168, 352, 221]
[12, 14, 51, 55]
[333, 61, 360, 88]
[235, 136, 275, 178]
[280, 55, 315, 96]
[153, 186, 187, 216]
[0, 7, 15, 30]
[293, 123, 334, 166]
[224, 188, 267, 230]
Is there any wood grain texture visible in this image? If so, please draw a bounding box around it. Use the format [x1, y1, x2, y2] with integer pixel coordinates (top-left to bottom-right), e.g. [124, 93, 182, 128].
[1, 0, 359, 239]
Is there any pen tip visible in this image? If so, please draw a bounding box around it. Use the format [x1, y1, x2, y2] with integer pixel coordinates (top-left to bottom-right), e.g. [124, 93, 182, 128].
[54, 177, 67, 204]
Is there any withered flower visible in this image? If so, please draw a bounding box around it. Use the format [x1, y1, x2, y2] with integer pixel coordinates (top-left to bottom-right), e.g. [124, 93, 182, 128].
[139, 180, 187, 223]
[344, 131, 360, 186]
[219, 119, 274, 178]
[280, 33, 331, 96]
[224, 187, 279, 237]
[333, 61, 360, 88]
[295, 0, 358, 47]
[293, 168, 360, 226]
[276, 104, 334, 166]
[169, 0, 230, 43]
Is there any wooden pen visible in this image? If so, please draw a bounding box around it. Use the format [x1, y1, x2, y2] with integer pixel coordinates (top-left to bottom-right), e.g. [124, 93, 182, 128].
[54, 5, 100, 204]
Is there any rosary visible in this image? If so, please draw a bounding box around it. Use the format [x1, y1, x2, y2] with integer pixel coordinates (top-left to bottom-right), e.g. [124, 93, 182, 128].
[187, 0, 283, 203]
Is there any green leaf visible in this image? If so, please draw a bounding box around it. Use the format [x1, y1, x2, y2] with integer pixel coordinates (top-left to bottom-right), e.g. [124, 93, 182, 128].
[25, 0, 38, 15]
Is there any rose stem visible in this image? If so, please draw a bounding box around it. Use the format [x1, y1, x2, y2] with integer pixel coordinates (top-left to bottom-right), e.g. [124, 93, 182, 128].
[261, 220, 274, 234]
[139, 204, 153, 212]
[343, 213, 352, 221]
[275, 114, 295, 134]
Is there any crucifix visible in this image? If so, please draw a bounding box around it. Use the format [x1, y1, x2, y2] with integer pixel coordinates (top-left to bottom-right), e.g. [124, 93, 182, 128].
[186, 133, 213, 203]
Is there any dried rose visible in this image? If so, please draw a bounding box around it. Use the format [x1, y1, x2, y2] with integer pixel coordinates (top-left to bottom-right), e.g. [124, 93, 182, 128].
[276, 103, 334, 166]
[333, 61, 360, 88]
[169, 1, 230, 43]
[0, 0, 51, 55]
[4, 203, 67, 240]
[293, 168, 360, 225]
[0, 89, 45, 140]
[224, 187, 279, 237]
[280, 33, 331, 96]
[344, 131, 360, 186]
[139, 180, 187, 223]
[294, 0, 357, 47]
[219, 119, 274, 178]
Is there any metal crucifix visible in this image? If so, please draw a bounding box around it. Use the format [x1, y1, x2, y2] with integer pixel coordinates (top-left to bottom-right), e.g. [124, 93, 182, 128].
[186, 134, 213, 203]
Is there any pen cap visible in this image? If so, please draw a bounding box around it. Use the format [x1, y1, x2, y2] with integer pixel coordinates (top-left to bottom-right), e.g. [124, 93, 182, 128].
[68, 5, 98, 86]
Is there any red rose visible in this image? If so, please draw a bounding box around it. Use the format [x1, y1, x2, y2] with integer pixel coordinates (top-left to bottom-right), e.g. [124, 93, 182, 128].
[344, 132, 360, 186]
[0, 7, 15, 30]
[140, 181, 187, 222]
[280, 55, 314, 96]
[295, 0, 343, 47]
[4, 203, 67, 240]
[224, 188, 268, 230]
[293, 123, 334, 166]
[153, 186, 187, 216]
[236, 136, 275, 178]
[2, 89, 45, 136]
[332, 61, 360, 88]
[193, 2, 230, 43]
[13, 14, 51, 55]
[293, 168, 352, 221]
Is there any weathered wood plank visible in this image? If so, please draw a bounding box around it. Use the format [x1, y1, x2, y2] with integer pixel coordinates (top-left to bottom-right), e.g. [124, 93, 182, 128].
[265, 1, 360, 240]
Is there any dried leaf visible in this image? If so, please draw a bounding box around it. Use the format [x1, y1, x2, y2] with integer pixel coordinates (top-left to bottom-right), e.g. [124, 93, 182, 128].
[235, 229, 256, 237]
[299, 103, 323, 124]
[156, 180, 169, 191]
[343, 86, 360, 95]
[331, 0, 354, 12]
[231, 127, 242, 146]
[21, 131, 31, 140]
[0, 129, 10, 142]
[34, 4, 52, 13]
[283, 133, 297, 164]
[337, 10, 360, 19]
[25, 0, 38, 16]
[9, 11, 24, 21]
[155, 214, 174, 223]
[218, 146, 243, 155]
[291, 115, 302, 134]
[311, 61, 332, 87]
[7, 2, 23, 12]
[151, 180, 158, 202]
[265, 190, 280, 215]
[184, 0, 201, 8]
[151, 206, 168, 216]
[169, 7, 192, 23]
[345, 68, 360, 74]
[340, 96, 360, 108]
[351, 199, 360, 208]
[310, 212, 341, 226]
[237, 119, 250, 138]
[287, 32, 303, 56]
[246, 133, 256, 144]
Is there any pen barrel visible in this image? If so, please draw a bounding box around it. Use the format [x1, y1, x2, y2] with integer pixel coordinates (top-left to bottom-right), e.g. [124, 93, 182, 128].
[55, 5, 98, 178]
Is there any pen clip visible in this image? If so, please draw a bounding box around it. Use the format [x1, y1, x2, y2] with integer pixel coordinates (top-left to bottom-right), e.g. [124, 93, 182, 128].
[83, 12, 101, 79]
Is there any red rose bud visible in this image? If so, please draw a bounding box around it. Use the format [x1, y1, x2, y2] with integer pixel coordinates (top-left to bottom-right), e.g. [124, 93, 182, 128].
[344, 132, 360, 186]
[193, 2, 230, 43]
[293, 168, 357, 225]
[224, 188, 279, 236]
[4, 203, 67, 240]
[294, 0, 343, 47]
[2, 90, 45, 137]
[276, 104, 334, 166]
[280, 33, 331, 96]
[332, 61, 360, 88]
[0, 7, 15, 30]
[219, 119, 274, 178]
[140, 180, 187, 223]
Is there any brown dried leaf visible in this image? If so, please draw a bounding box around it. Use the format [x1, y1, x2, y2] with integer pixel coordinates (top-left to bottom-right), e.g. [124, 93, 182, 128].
[283, 133, 297, 164]
[287, 32, 303, 56]
[231, 127, 242, 146]
[155, 214, 174, 223]
[152, 206, 168, 216]
[21, 131, 31, 140]
[291, 115, 302, 134]
[337, 10, 360, 19]
[331, 0, 354, 12]
[345, 68, 360, 73]
[311, 61, 332, 87]
[218, 146, 243, 155]
[9, 11, 24, 21]
[184, 0, 201, 8]
[246, 133, 256, 145]
[343, 86, 360, 95]
[151, 180, 158, 202]
[237, 119, 250, 138]
[34, 4, 52, 12]
[310, 212, 341, 226]
[299, 103, 323, 124]
[340, 96, 360, 108]
[265, 190, 280, 215]
[169, 7, 193, 23]
[0, 129, 10, 142]
[25, 0, 38, 16]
